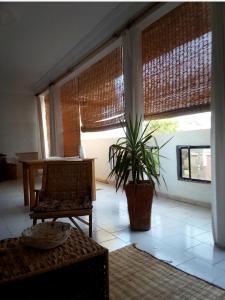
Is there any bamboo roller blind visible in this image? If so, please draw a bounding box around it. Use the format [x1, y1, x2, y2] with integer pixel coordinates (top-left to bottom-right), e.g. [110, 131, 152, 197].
[43, 94, 51, 156]
[60, 47, 124, 156]
[60, 79, 81, 157]
[79, 47, 124, 132]
[142, 3, 212, 119]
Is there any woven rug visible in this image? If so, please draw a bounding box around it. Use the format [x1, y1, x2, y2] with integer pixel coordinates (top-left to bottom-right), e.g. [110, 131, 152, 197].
[109, 245, 225, 300]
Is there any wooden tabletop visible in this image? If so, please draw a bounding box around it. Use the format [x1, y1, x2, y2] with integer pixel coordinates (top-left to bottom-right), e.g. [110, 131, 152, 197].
[19, 158, 95, 165]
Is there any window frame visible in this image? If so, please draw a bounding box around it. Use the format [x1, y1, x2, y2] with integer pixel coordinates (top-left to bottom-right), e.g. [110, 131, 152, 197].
[177, 145, 211, 184]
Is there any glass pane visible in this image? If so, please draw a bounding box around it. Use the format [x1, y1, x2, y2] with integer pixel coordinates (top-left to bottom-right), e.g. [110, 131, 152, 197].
[181, 148, 189, 178]
[190, 148, 211, 181]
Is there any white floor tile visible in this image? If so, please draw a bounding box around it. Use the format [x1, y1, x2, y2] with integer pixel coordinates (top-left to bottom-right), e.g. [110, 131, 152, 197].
[214, 259, 225, 272]
[187, 243, 225, 265]
[0, 226, 12, 239]
[149, 246, 194, 267]
[178, 258, 225, 283]
[162, 233, 201, 250]
[98, 223, 129, 233]
[113, 227, 151, 243]
[213, 275, 225, 289]
[91, 229, 116, 243]
[194, 231, 214, 245]
[100, 238, 128, 252]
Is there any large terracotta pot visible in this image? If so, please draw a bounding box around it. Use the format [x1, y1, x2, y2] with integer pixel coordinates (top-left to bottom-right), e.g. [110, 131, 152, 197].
[125, 182, 154, 231]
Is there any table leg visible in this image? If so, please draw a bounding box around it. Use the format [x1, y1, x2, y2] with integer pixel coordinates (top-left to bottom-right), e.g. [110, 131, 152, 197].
[105, 251, 109, 300]
[23, 164, 29, 206]
[29, 166, 35, 208]
[91, 160, 96, 201]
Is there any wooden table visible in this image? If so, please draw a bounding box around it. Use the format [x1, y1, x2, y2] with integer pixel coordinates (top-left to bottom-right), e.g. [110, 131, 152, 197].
[0, 228, 109, 299]
[20, 158, 96, 208]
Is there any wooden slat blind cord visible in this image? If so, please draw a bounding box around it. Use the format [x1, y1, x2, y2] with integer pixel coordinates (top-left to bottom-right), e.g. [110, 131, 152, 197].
[60, 79, 81, 157]
[142, 3, 212, 120]
[43, 94, 51, 156]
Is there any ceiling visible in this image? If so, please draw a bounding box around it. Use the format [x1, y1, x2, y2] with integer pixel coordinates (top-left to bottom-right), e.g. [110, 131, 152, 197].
[0, 2, 151, 94]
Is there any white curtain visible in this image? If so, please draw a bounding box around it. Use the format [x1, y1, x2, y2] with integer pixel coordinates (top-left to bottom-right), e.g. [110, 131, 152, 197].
[211, 3, 225, 247]
[122, 29, 144, 124]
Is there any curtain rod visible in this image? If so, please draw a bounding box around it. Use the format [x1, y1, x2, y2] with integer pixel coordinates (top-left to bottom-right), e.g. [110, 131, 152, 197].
[36, 2, 161, 96]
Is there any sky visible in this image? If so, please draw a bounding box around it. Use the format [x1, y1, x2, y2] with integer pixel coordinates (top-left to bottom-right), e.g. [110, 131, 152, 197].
[169, 112, 211, 131]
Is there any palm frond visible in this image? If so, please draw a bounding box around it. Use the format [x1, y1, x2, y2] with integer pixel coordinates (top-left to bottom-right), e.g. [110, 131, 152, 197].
[108, 115, 171, 191]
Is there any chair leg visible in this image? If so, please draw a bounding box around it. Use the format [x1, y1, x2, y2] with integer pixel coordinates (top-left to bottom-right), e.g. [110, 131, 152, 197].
[33, 219, 37, 226]
[69, 217, 83, 233]
[41, 219, 44, 223]
[89, 214, 92, 238]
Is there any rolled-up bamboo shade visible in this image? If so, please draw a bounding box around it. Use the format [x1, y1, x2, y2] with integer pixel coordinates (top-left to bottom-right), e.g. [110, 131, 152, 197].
[43, 94, 51, 156]
[79, 47, 124, 132]
[60, 78, 81, 157]
[60, 47, 124, 154]
[142, 3, 212, 119]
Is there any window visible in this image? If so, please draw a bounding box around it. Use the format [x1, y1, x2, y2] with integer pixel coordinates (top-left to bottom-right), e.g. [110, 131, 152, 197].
[177, 146, 211, 183]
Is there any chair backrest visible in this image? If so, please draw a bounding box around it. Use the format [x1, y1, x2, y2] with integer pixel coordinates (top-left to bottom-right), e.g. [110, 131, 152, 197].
[41, 160, 93, 204]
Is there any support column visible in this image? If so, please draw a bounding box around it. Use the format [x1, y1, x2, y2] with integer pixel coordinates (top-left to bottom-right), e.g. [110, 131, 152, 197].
[122, 27, 144, 124]
[211, 3, 225, 247]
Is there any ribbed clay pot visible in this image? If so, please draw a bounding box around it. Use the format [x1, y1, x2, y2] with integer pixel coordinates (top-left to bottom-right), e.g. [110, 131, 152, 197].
[125, 182, 154, 231]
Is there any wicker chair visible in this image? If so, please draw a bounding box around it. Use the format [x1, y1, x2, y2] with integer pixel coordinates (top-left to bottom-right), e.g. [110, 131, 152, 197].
[30, 160, 93, 237]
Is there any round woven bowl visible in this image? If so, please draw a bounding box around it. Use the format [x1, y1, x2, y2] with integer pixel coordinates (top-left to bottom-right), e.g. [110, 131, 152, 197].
[21, 222, 72, 250]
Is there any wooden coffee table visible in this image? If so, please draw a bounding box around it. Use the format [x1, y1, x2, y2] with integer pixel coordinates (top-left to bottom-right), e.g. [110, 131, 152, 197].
[0, 228, 109, 299]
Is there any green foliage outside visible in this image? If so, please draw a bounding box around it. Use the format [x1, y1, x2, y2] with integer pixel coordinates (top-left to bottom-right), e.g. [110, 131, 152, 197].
[145, 119, 179, 135]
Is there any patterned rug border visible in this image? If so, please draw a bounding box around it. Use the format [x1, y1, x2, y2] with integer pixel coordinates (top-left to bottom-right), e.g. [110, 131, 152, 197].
[110, 244, 225, 293]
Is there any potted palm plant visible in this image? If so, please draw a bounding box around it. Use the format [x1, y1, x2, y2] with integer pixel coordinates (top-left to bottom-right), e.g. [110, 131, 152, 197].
[108, 116, 169, 231]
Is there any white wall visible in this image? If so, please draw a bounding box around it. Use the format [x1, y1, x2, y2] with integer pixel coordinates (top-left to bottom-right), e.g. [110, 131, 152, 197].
[0, 92, 39, 159]
[83, 138, 117, 182]
[82, 129, 211, 206]
[152, 129, 211, 206]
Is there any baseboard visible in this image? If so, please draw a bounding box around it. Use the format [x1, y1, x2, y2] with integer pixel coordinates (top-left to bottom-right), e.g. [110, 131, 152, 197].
[156, 191, 211, 208]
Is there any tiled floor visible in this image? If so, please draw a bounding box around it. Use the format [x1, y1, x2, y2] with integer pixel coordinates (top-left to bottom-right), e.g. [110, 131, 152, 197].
[1, 179, 225, 289]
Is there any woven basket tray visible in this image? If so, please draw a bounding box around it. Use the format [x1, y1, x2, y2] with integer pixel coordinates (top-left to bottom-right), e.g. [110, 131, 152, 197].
[21, 222, 72, 250]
